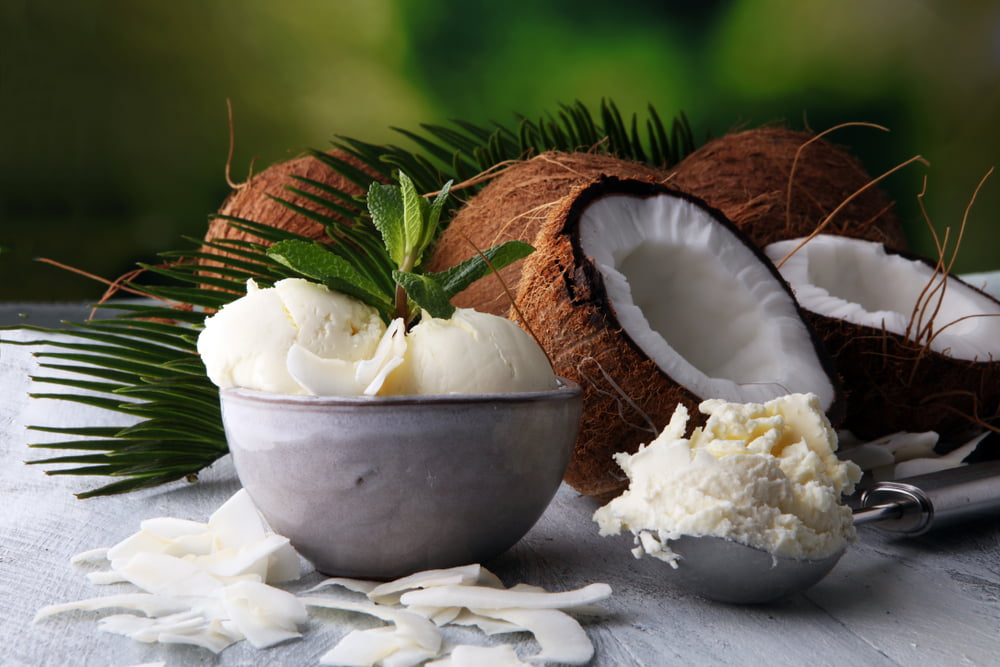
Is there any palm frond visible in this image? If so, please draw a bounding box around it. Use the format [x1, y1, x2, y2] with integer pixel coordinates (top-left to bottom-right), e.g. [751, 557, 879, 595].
[0, 228, 310, 498]
[2, 99, 698, 497]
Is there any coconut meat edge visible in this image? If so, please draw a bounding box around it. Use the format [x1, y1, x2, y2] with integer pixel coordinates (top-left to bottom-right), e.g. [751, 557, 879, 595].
[578, 194, 836, 408]
[766, 235, 1000, 362]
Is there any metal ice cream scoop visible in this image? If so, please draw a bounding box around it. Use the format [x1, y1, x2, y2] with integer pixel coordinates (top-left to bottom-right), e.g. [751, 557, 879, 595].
[662, 460, 1000, 604]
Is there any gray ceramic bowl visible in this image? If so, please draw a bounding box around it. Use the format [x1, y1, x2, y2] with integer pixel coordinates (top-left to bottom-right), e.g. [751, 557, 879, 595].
[220, 380, 582, 579]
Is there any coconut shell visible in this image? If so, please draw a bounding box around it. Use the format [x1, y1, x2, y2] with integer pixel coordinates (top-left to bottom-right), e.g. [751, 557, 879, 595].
[514, 176, 841, 501]
[667, 127, 909, 251]
[425, 151, 667, 316]
[801, 269, 1000, 445]
[200, 149, 384, 273]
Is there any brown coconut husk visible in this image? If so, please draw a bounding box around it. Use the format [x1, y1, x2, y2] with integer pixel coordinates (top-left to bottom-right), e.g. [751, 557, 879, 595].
[514, 176, 841, 501]
[800, 260, 1000, 445]
[425, 151, 668, 316]
[667, 126, 909, 250]
[200, 150, 384, 277]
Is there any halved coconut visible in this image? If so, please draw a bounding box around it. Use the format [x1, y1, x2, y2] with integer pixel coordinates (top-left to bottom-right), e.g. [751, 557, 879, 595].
[425, 151, 667, 316]
[667, 127, 909, 250]
[766, 234, 1000, 443]
[514, 176, 841, 499]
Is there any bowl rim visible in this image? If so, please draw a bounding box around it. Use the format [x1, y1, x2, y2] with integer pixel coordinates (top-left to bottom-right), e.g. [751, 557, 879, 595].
[220, 377, 582, 407]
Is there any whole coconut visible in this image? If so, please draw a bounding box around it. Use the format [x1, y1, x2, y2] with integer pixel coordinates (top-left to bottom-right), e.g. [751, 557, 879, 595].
[667, 126, 909, 251]
[425, 151, 668, 316]
[202, 149, 384, 261]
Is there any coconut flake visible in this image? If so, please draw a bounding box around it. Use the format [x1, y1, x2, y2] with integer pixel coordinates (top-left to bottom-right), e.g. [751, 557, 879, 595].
[874, 432, 985, 480]
[356, 316, 408, 395]
[106, 530, 174, 563]
[286, 317, 407, 397]
[398, 582, 612, 611]
[34, 593, 191, 622]
[86, 570, 128, 585]
[117, 552, 229, 597]
[367, 564, 488, 603]
[447, 609, 525, 635]
[154, 624, 242, 653]
[472, 608, 594, 665]
[287, 344, 367, 395]
[97, 605, 242, 653]
[301, 596, 442, 653]
[406, 605, 463, 626]
[262, 541, 304, 584]
[98, 609, 223, 648]
[221, 580, 307, 648]
[426, 644, 532, 667]
[839, 430, 988, 481]
[70, 547, 109, 564]
[36, 489, 306, 655]
[107, 610, 207, 641]
[319, 627, 399, 665]
[195, 533, 295, 579]
[305, 576, 382, 596]
[840, 431, 939, 472]
[207, 488, 269, 547]
[319, 626, 439, 667]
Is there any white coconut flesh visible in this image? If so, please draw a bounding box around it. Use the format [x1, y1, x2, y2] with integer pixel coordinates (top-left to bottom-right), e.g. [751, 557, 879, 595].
[577, 193, 837, 408]
[765, 235, 1000, 361]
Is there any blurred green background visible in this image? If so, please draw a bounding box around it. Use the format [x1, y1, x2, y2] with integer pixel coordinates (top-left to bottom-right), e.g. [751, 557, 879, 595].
[2, 0, 997, 301]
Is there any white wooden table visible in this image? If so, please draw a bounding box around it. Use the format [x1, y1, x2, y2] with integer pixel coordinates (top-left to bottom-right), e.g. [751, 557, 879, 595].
[2, 293, 999, 667]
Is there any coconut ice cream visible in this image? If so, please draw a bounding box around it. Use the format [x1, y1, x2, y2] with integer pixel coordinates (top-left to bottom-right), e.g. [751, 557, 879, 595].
[198, 281, 557, 397]
[197, 278, 387, 394]
[593, 393, 862, 565]
[381, 307, 559, 395]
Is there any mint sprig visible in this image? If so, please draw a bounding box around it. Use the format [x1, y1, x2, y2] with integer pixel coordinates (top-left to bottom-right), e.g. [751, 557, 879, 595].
[265, 240, 394, 314]
[267, 171, 533, 326]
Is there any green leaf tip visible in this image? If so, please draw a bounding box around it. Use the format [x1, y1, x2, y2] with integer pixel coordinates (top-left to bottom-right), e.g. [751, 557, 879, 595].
[367, 181, 405, 267]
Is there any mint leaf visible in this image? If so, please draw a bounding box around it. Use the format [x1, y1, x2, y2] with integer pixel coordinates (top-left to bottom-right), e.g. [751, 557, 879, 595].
[393, 270, 455, 320]
[267, 240, 393, 315]
[367, 182, 405, 266]
[266, 174, 533, 330]
[433, 240, 535, 300]
[418, 179, 453, 265]
[398, 171, 428, 270]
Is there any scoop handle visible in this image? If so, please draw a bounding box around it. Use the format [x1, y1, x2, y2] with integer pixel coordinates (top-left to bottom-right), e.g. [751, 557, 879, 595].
[855, 460, 1000, 536]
